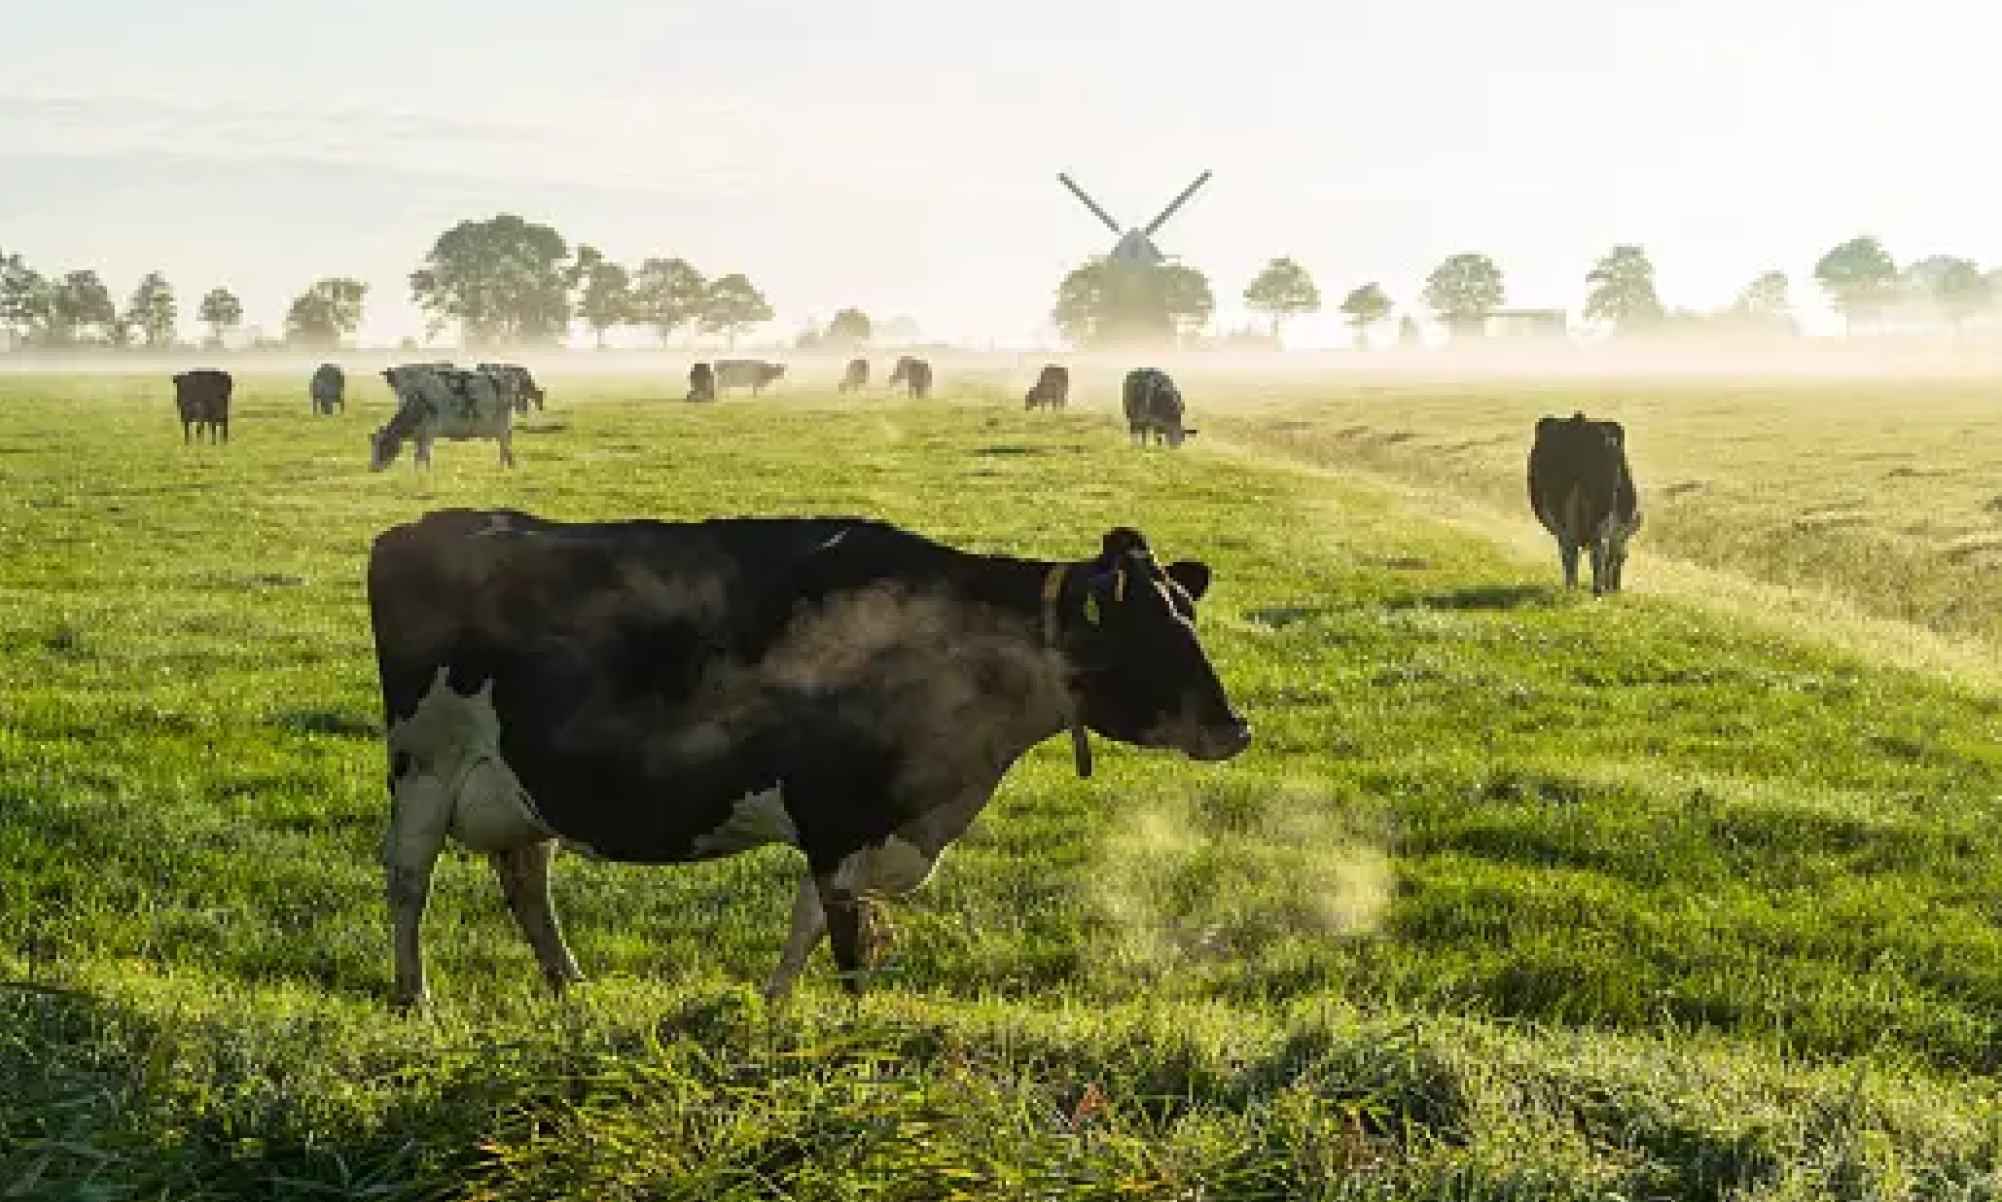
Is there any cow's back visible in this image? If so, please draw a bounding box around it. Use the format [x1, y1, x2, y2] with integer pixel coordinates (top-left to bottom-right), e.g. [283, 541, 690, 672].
[1529, 415, 1629, 534]
[368, 511, 951, 860]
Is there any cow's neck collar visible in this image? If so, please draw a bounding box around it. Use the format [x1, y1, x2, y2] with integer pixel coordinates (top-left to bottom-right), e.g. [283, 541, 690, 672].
[1040, 564, 1093, 779]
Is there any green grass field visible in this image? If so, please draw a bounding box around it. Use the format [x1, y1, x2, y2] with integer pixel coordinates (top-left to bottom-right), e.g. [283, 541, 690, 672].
[2, 365, 1999, 1199]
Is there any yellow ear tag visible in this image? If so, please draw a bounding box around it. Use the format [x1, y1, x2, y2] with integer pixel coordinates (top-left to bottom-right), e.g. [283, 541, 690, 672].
[1083, 594, 1101, 625]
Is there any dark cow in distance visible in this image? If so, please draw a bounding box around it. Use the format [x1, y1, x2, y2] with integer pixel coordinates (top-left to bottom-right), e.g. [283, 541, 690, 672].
[887, 355, 933, 399]
[1122, 368, 1193, 447]
[686, 362, 717, 402]
[367, 511, 1251, 1008]
[310, 363, 345, 415]
[714, 359, 787, 396]
[1528, 412, 1641, 595]
[839, 358, 869, 394]
[171, 369, 232, 444]
[1024, 364, 1069, 410]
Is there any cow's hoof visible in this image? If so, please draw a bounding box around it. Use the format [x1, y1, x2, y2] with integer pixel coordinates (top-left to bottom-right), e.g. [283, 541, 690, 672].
[390, 989, 432, 1016]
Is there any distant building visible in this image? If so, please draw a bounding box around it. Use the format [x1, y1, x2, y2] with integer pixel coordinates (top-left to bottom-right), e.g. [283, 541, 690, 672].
[1486, 309, 1569, 338]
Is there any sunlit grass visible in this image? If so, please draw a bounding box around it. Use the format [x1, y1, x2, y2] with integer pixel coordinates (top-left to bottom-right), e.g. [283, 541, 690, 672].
[0, 369, 1998, 1199]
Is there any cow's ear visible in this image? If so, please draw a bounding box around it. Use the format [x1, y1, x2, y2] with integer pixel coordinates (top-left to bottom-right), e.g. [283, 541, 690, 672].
[1100, 527, 1149, 562]
[1165, 560, 1211, 602]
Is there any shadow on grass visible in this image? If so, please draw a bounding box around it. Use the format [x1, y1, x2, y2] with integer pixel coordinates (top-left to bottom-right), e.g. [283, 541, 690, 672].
[1387, 584, 1559, 612]
[272, 708, 380, 739]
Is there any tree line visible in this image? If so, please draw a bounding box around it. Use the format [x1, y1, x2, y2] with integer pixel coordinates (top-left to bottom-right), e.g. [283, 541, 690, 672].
[0, 214, 777, 353]
[1054, 235, 2002, 348]
[5, 218, 1995, 353]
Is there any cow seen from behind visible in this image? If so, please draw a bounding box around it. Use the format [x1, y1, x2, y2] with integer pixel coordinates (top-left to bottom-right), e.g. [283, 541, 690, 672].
[1528, 412, 1641, 595]
[310, 363, 345, 415]
[370, 364, 516, 471]
[1122, 368, 1193, 447]
[172, 369, 233, 444]
[686, 362, 717, 402]
[366, 512, 1252, 1009]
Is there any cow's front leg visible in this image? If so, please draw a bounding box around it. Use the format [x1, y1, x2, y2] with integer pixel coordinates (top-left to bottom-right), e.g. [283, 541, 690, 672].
[490, 839, 584, 994]
[498, 431, 516, 468]
[1588, 538, 1608, 597]
[383, 770, 453, 1011]
[812, 870, 867, 996]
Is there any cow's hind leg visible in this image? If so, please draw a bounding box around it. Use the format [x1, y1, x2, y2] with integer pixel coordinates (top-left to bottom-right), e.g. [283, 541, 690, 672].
[765, 875, 826, 1001]
[490, 839, 584, 993]
[382, 770, 453, 1011]
[1558, 538, 1581, 588]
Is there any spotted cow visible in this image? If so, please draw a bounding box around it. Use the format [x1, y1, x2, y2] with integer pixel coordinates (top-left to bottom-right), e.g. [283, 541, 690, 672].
[366, 512, 1251, 1008]
[1122, 368, 1194, 447]
[1528, 412, 1641, 595]
[370, 364, 515, 471]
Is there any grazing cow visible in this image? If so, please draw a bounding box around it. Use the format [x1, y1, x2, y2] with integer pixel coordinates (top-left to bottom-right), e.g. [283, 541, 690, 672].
[310, 363, 346, 415]
[887, 356, 933, 399]
[171, 369, 232, 444]
[1528, 412, 1641, 595]
[839, 358, 869, 394]
[367, 512, 1251, 1008]
[1024, 364, 1070, 410]
[1122, 368, 1194, 447]
[686, 362, 718, 402]
[370, 364, 515, 471]
[477, 362, 546, 414]
[714, 359, 787, 396]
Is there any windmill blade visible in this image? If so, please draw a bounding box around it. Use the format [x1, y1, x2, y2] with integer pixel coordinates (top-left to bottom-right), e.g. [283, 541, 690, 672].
[1058, 173, 1125, 236]
[1142, 170, 1213, 237]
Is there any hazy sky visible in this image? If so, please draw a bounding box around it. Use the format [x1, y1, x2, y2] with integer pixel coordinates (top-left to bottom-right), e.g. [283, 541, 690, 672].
[6, 0, 1998, 347]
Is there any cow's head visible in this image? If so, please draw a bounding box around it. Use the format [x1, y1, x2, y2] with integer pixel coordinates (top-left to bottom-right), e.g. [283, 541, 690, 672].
[368, 427, 402, 471]
[1060, 528, 1250, 762]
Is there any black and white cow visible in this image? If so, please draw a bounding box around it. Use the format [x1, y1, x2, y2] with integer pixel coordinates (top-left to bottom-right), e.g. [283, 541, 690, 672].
[839, 358, 869, 394]
[310, 363, 346, 415]
[1024, 364, 1070, 410]
[686, 362, 718, 402]
[714, 359, 787, 396]
[171, 369, 232, 444]
[477, 362, 546, 414]
[1122, 368, 1194, 447]
[367, 512, 1251, 1008]
[371, 364, 515, 471]
[1527, 412, 1641, 595]
[887, 356, 933, 399]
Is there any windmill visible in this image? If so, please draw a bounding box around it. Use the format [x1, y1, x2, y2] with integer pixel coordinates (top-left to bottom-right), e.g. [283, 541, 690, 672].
[1057, 170, 1213, 267]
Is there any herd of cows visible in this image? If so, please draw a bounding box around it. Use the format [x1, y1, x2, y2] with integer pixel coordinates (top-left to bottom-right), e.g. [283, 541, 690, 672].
[153, 356, 1640, 1008]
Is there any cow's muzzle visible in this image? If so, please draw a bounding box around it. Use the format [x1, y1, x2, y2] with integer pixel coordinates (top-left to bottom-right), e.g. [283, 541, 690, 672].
[1147, 706, 1253, 762]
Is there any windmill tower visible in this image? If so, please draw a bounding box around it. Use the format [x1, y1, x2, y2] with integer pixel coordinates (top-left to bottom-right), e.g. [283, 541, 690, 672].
[1055, 171, 1215, 346]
